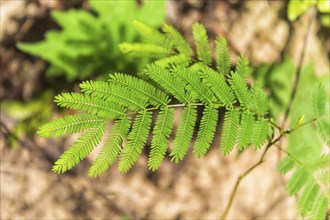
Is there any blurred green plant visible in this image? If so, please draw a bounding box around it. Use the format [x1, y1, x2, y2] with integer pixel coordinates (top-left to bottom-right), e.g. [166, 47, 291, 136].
[253, 58, 330, 219]
[17, 0, 165, 81]
[1, 91, 53, 148]
[288, 0, 330, 27]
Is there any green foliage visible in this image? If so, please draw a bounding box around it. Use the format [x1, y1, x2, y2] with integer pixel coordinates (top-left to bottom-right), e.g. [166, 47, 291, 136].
[39, 22, 272, 177]
[220, 109, 240, 155]
[53, 123, 106, 173]
[312, 83, 330, 145]
[216, 37, 231, 75]
[277, 81, 330, 219]
[170, 105, 198, 163]
[279, 150, 329, 219]
[89, 117, 131, 177]
[119, 111, 152, 173]
[192, 23, 212, 65]
[288, 0, 330, 27]
[1, 92, 53, 148]
[194, 105, 218, 158]
[17, 0, 165, 81]
[148, 108, 174, 171]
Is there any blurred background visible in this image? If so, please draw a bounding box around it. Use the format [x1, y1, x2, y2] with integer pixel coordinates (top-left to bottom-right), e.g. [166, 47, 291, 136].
[1, 0, 329, 219]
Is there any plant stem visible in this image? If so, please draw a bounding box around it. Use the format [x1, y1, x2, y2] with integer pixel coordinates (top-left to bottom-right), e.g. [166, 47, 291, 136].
[220, 135, 283, 219]
[281, 7, 316, 128]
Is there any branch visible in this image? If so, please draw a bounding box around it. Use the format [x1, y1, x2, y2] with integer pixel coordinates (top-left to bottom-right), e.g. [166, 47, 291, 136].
[281, 7, 317, 128]
[220, 134, 283, 219]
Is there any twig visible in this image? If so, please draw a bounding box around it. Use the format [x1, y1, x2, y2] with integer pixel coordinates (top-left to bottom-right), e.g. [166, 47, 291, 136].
[281, 7, 317, 128]
[220, 135, 283, 219]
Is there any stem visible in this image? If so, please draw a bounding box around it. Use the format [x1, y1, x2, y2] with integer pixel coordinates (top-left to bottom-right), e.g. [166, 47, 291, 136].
[281, 8, 316, 128]
[220, 135, 283, 219]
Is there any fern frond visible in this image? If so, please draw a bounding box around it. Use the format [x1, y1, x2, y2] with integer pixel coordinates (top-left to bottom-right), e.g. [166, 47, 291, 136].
[109, 73, 170, 107]
[251, 118, 270, 149]
[251, 85, 269, 116]
[194, 105, 218, 158]
[287, 168, 310, 195]
[38, 113, 105, 138]
[80, 81, 148, 111]
[312, 83, 330, 145]
[198, 65, 235, 108]
[220, 109, 240, 155]
[88, 117, 131, 177]
[312, 83, 326, 117]
[170, 105, 197, 162]
[215, 36, 230, 75]
[316, 119, 330, 146]
[277, 156, 295, 174]
[236, 55, 249, 78]
[119, 43, 171, 58]
[133, 20, 166, 44]
[297, 180, 320, 217]
[148, 108, 174, 171]
[154, 54, 190, 69]
[145, 64, 192, 104]
[162, 23, 193, 58]
[229, 72, 253, 110]
[192, 23, 211, 65]
[55, 93, 125, 119]
[173, 66, 214, 103]
[119, 111, 152, 173]
[238, 112, 255, 150]
[307, 194, 328, 220]
[52, 123, 106, 173]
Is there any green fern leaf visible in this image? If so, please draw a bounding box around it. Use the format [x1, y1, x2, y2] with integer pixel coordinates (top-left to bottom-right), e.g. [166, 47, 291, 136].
[119, 111, 152, 173]
[251, 85, 269, 115]
[171, 105, 197, 162]
[194, 105, 219, 158]
[220, 109, 240, 155]
[229, 72, 253, 110]
[287, 168, 310, 195]
[162, 23, 193, 58]
[312, 83, 326, 117]
[89, 117, 131, 177]
[277, 156, 295, 174]
[192, 23, 211, 65]
[55, 93, 125, 119]
[198, 64, 235, 108]
[238, 112, 255, 150]
[316, 119, 330, 146]
[52, 123, 106, 173]
[236, 55, 249, 78]
[215, 36, 231, 75]
[119, 43, 171, 58]
[154, 54, 190, 69]
[80, 81, 148, 111]
[297, 181, 320, 217]
[173, 66, 214, 103]
[307, 194, 328, 220]
[148, 108, 174, 171]
[133, 20, 166, 44]
[145, 64, 192, 104]
[109, 73, 170, 107]
[38, 113, 105, 138]
[251, 118, 270, 149]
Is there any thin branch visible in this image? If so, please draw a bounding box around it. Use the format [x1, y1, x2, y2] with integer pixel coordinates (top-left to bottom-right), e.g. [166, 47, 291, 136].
[220, 135, 283, 219]
[281, 7, 317, 128]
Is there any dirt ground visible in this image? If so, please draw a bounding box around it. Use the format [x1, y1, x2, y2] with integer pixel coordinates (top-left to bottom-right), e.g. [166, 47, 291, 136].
[1, 0, 329, 219]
